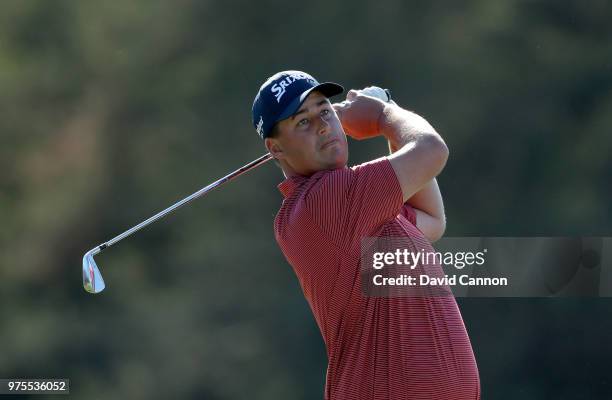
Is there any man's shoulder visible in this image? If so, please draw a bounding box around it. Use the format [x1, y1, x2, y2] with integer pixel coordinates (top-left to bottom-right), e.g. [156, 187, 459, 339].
[309, 158, 394, 195]
[280, 167, 352, 202]
[349, 156, 393, 173]
[282, 159, 395, 210]
[308, 166, 352, 191]
[274, 168, 350, 229]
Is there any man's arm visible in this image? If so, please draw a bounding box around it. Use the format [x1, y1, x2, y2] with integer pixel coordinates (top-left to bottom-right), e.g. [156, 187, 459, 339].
[388, 136, 446, 242]
[333, 91, 449, 240]
[381, 104, 448, 201]
[406, 180, 446, 242]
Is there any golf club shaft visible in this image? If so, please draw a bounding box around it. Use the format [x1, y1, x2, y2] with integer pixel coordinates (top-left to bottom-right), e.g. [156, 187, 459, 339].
[93, 153, 273, 255]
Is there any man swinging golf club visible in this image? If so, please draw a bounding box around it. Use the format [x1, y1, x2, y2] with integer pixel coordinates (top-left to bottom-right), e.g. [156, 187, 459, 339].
[252, 70, 480, 400]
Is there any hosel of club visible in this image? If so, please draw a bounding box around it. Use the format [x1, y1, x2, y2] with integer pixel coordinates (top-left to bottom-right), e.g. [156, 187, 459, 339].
[89, 244, 105, 257]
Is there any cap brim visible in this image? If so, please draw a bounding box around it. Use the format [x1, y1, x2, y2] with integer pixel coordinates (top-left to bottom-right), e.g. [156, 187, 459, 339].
[276, 82, 344, 122]
[307, 82, 344, 100]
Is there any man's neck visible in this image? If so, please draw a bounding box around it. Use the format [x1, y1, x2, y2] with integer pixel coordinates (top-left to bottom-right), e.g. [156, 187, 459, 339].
[281, 163, 348, 179]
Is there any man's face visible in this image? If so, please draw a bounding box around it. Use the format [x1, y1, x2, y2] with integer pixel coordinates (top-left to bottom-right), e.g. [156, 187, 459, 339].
[265, 91, 348, 176]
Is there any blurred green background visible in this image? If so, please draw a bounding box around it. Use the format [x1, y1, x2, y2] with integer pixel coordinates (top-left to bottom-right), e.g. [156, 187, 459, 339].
[1, 0, 611, 398]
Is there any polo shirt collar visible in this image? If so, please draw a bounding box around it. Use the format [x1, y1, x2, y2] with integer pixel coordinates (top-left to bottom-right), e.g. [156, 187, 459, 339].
[278, 175, 306, 198]
[277, 170, 328, 198]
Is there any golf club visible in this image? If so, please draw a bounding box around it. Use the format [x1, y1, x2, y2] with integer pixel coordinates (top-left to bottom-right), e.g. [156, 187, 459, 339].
[82, 152, 273, 294]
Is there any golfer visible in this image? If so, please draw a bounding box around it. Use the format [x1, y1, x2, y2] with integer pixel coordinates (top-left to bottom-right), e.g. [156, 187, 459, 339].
[252, 71, 480, 400]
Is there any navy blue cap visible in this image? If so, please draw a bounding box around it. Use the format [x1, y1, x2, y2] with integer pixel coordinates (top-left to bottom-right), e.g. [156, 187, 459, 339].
[252, 70, 344, 139]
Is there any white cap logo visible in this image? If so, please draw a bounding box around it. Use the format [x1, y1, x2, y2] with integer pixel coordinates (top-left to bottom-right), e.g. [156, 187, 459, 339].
[270, 72, 316, 103]
[256, 116, 264, 138]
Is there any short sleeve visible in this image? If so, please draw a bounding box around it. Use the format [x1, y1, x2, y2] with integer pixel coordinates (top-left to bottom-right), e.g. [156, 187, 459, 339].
[303, 157, 404, 247]
[400, 203, 417, 225]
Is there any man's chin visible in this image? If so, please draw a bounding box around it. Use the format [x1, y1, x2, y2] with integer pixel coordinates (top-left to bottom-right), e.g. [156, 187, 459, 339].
[325, 155, 348, 170]
[323, 146, 348, 166]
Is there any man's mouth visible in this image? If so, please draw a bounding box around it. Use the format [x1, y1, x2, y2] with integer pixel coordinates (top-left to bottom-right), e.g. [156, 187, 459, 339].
[321, 138, 339, 150]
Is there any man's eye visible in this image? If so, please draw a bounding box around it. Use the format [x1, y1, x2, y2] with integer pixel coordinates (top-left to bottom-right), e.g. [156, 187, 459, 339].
[298, 118, 309, 126]
[321, 109, 330, 117]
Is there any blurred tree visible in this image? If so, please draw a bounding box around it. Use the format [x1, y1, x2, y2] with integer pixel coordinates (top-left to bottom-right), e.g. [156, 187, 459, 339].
[0, 0, 610, 399]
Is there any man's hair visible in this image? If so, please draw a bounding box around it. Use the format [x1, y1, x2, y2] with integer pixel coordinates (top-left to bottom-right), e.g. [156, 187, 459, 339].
[268, 123, 280, 139]
[266, 123, 282, 168]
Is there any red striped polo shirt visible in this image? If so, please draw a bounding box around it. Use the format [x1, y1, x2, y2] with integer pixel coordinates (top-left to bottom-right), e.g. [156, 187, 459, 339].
[275, 157, 480, 400]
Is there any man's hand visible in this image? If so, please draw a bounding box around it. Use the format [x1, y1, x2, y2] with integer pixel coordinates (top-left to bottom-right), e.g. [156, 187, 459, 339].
[333, 89, 388, 140]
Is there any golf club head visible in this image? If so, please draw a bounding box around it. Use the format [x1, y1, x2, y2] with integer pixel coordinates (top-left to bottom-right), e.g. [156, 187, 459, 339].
[83, 250, 105, 294]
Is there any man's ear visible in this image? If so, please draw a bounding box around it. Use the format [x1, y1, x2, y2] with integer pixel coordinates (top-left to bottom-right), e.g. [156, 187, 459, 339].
[265, 137, 284, 160]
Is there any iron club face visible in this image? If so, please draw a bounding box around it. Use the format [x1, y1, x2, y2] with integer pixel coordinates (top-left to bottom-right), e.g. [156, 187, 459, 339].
[82, 249, 105, 294]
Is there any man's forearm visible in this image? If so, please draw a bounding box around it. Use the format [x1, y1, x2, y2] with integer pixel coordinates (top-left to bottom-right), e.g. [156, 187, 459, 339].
[380, 104, 440, 153]
[383, 105, 447, 240]
[379, 99, 448, 204]
[384, 111, 443, 204]
[384, 106, 445, 217]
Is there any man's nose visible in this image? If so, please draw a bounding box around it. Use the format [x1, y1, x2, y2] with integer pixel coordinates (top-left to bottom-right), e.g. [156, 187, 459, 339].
[317, 115, 331, 136]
